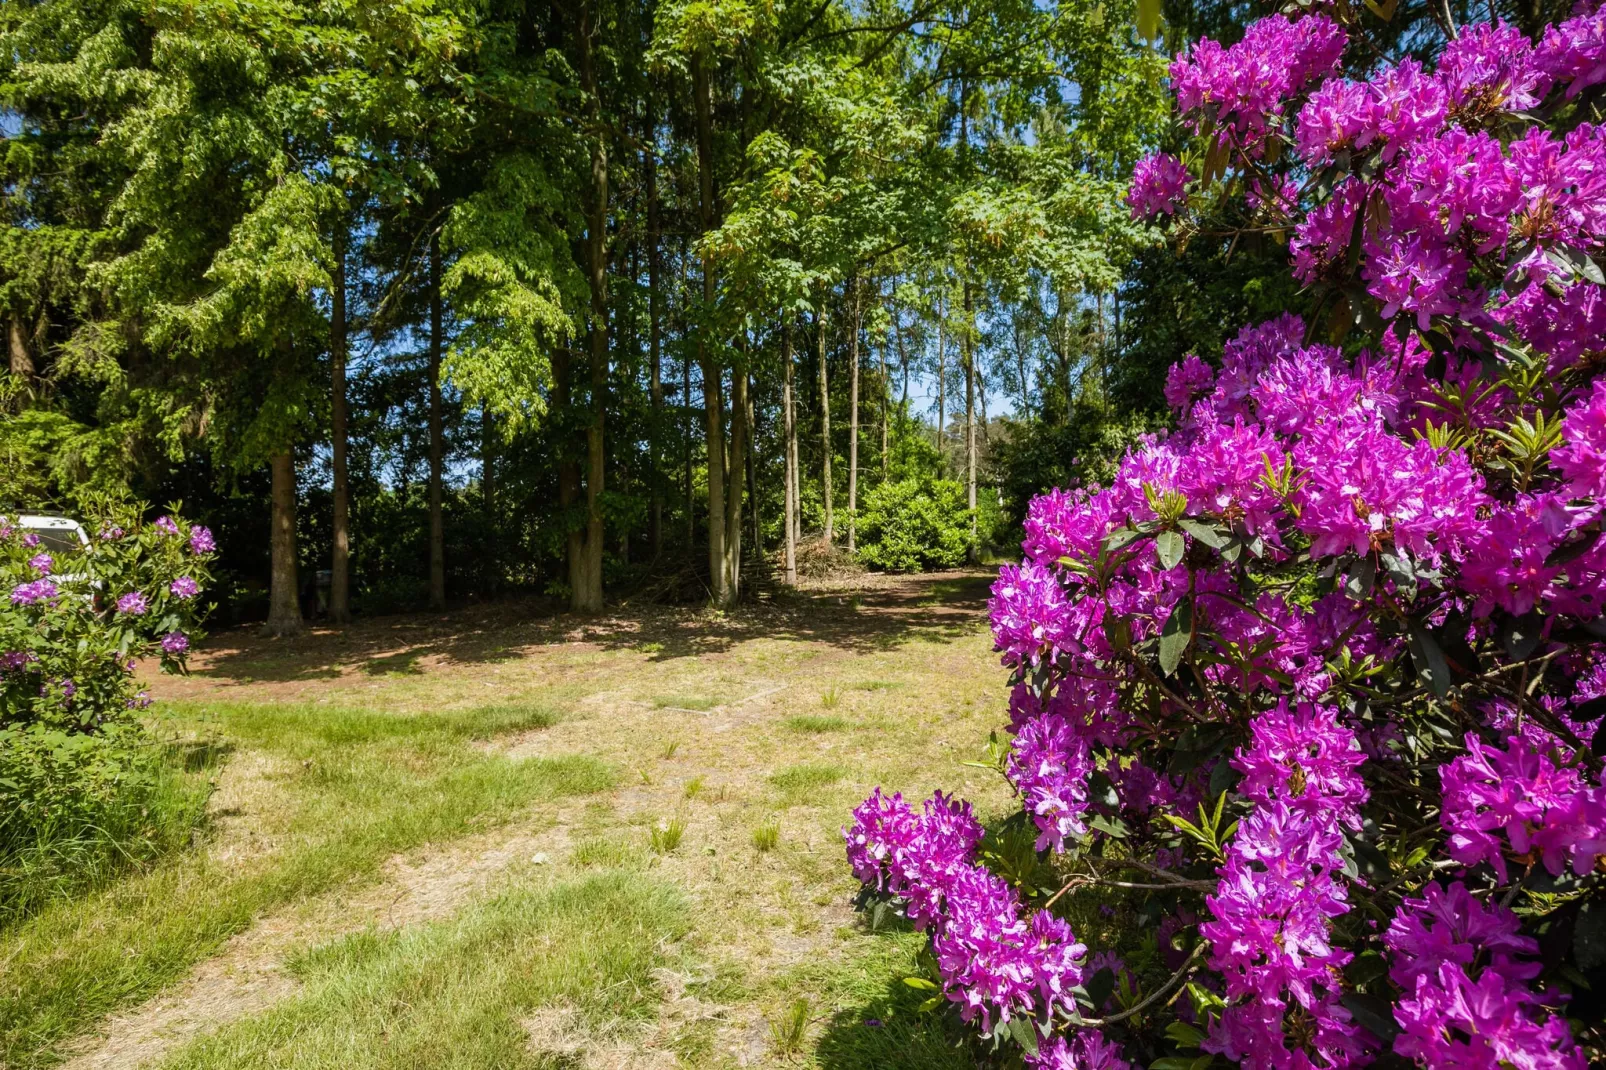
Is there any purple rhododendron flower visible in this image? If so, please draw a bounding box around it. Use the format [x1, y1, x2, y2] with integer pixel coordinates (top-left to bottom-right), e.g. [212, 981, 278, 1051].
[989, 562, 1075, 667]
[1127, 153, 1189, 218]
[28, 553, 52, 576]
[10, 579, 58, 606]
[1006, 704, 1093, 851]
[169, 576, 200, 599]
[1440, 733, 1606, 880]
[1029, 1031, 1131, 1069]
[189, 525, 216, 554]
[1538, 6, 1606, 99]
[1386, 883, 1585, 1069]
[1171, 15, 1345, 146]
[116, 591, 149, 616]
[161, 632, 189, 654]
[1164, 354, 1215, 412]
[1553, 378, 1606, 497]
[1439, 21, 1549, 114]
[154, 516, 179, 535]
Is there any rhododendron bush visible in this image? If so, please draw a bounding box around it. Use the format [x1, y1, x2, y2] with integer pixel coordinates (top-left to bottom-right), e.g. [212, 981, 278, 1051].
[1, 507, 214, 880]
[845, 9, 1606, 1069]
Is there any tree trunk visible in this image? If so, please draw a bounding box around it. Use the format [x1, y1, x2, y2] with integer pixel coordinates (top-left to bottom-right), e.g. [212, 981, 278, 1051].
[7, 319, 33, 380]
[847, 276, 860, 555]
[482, 404, 497, 596]
[692, 50, 728, 605]
[684, 327, 694, 551]
[646, 114, 664, 561]
[964, 280, 978, 565]
[427, 235, 446, 611]
[817, 303, 834, 545]
[880, 283, 890, 478]
[723, 366, 748, 601]
[555, 345, 584, 601]
[782, 315, 797, 585]
[895, 301, 910, 421]
[573, 0, 608, 614]
[935, 288, 946, 464]
[1014, 315, 1031, 418]
[265, 450, 302, 637]
[330, 227, 352, 625]
[746, 369, 758, 553]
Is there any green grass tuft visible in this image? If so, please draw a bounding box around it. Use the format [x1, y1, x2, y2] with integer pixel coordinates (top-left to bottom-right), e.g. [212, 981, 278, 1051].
[570, 837, 637, 869]
[653, 694, 717, 711]
[784, 715, 846, 734]
[648, 817, 687, 854]
[769, 763, 847, 799]
[752, 820, 780, 853]
[768, 997, 811, 1055]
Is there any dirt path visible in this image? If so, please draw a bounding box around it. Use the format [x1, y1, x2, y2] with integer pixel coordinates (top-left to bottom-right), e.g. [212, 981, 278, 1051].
[70, 572, 1005, 1069]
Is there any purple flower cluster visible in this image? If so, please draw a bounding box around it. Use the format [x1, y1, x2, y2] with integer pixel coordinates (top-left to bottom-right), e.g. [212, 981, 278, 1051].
[169, 576, 200, 599]
[115, 591, 148, 616]
[1170, 15, 1345, 147]
[1200, 704, 1372, 1068]
[154, 516, 179, 535]
[160, 632, 189, 655]
[1, 650, 35, 673]
[843, 790, 1092, 1038]
[189, 525, 215, 554]
[11, 579, 59, 606]
[1006, 695, 1094, 851]
[1029, 1031, 1131, 1070]
[1553, 378, 1606, 498]
[1169, 10, 1606, 367]
[990, 562, 1075, 666]
[1385, 883, 1584, 1068]
[28, 553, 52, 575]
[1127, 153, 1189, 219]
[1439, 733, 1606, 880]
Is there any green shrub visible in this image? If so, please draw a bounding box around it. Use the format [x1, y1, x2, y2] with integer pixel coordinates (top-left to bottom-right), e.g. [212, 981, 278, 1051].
[855, 478, 972, 572]
[0, 725, 213, 924]
[0, 504, 215, 921]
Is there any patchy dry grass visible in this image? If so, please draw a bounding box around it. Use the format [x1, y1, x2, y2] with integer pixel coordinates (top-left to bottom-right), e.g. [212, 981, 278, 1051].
[4, 571, 1011, 1069]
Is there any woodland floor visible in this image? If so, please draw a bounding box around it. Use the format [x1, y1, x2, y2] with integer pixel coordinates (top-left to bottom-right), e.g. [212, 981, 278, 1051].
[1, 570, 1021, 1070]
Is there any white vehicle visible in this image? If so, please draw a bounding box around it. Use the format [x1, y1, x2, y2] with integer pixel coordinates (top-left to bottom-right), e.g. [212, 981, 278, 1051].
[14, 515, 94, 595]
[16, 514, 90, 557]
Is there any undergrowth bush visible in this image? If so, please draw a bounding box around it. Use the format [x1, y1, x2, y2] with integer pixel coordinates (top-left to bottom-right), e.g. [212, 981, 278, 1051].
[0, 504, 215, 922]
[855, 478, 971, 573]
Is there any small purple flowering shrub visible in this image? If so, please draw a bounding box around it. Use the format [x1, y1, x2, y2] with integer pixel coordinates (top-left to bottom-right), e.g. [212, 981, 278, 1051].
[1, 505, 215, 919]
[845, 12, 1606, 1070]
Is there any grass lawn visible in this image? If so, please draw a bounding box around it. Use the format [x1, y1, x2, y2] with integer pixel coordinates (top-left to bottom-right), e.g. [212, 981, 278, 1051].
[1, 571, 1016, 1069]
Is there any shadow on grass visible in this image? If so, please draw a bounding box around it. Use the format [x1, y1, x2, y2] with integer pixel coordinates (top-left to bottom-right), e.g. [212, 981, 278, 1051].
[188, 571, 996, 685]
[813, 971, 990, 1070]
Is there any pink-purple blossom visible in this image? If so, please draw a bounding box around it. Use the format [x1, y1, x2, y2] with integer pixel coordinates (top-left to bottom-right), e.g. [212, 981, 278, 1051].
[990, 562, 1075, 667]
[1127, 153, 1189, 219]
[1553, 378, 1606, 497]
[169, 576, 200, 599]
[116, 591, 149, 616]
[10, 579, 58, 606]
